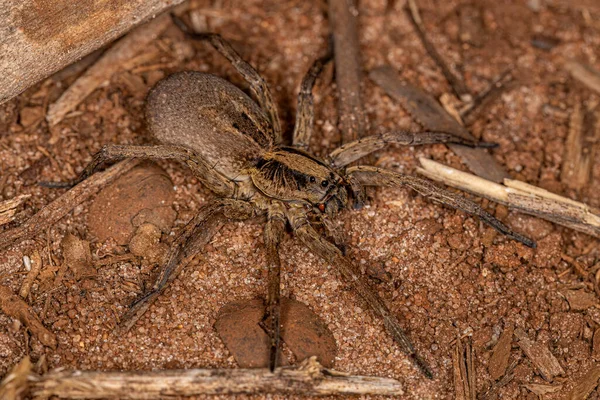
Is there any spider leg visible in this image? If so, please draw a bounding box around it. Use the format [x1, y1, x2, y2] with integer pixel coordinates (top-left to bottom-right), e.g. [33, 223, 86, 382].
[292, 51, 332, 149]
[120, 199, 255, 331]
[40, 144, 237, 198]
[328, 131, 496, 168]
[263, 203, 286, 371]
[171, 14, 282, 143]
[286, 206, 433, 379]
[347, 165, 536, 248]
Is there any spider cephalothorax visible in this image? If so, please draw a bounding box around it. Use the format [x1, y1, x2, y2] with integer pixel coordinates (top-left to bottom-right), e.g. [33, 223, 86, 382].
[44, 14, 535, 378]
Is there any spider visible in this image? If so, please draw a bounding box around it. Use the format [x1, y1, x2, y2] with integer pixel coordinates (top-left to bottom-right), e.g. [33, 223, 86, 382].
[43, 14, 535, 378]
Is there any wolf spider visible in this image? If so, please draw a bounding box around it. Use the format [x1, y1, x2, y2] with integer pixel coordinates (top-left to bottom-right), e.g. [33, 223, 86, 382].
[44, 14, 534, 378]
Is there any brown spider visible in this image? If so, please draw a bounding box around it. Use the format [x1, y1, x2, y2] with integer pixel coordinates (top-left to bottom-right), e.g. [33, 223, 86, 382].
[43, 14, 534, 378]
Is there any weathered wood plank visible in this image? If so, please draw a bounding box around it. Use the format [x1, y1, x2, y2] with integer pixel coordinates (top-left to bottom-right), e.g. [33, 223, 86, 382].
[0, 0, 184, 104]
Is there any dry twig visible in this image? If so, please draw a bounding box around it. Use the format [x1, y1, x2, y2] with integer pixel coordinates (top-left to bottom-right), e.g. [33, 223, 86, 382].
[405, 0, 470, 101]
[417, 158, 600, 238]
[561, 100, 599, 190]
[0, 195, 31, 226]
[0, 159, 140, 251]
[328, 0, 367, 143]
[46, 13, 174, 126]
[30, 357, 404, 398]
[565, 60, 600, 94]
[0, 286, 56, 349]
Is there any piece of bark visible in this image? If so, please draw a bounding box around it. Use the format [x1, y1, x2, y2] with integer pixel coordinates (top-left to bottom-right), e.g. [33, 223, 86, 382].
[565, 60, 600, 95]
[453, 336, 476, 400]
[328, 0, 367, 143]
[46, 12, 174, 126]
[514, 328, 564, 382]
[0, 286, 56, 349]
[0, 0, 185, 105]
[0, 159, 140, 251]
[417, 157, 600, 238]
[30, 357, 404, 398]
[0, 356, 32, 400]
[0, 194, 31, 226]
[593, 329, 600, 360]
[19, 250, 42, 299]
[568, 365, 600, 400]
[488, 324, 513, 381]
[369, 66, 509, 182]
[561, 101, 598, 190]
[563, 289, 598, 311]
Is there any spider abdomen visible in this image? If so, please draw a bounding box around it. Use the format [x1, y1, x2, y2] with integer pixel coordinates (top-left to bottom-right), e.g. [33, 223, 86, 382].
[146, 71, 273, 180]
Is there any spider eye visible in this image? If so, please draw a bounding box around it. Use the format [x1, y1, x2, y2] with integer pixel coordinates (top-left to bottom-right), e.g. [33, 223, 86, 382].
[321, 180, 329, 188]
[309, 176, 316, 183]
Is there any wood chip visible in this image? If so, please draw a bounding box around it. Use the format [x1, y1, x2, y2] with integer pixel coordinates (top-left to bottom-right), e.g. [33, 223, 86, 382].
[563, 289, 598, 311]
[488, 325, 513, 381]
[0, 194, 30, 226]
[522, 383, 562, 396]
[514, 328, 564, 382]
[568, 365, 600, 400]
[31, 357, 404, 398]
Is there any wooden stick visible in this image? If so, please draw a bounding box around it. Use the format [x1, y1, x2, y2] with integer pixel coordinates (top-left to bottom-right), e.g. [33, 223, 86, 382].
[0, 194, 31, 226]
[561, 100, 598, 190]
[46, 13, 173, 126]
[0, 160, 140, 251]
[417, 157, 600, 238]
[0, 0, 185, 104]
[30, 357, 404, 398]
[328, 0, 367, 143]
[0, 286, 56, 349]
[565, 60, 600, 94]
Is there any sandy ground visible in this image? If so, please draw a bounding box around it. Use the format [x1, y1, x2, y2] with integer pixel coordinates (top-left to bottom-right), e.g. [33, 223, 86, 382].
[1, 0, 600, 398]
